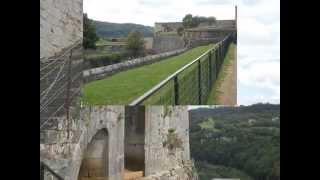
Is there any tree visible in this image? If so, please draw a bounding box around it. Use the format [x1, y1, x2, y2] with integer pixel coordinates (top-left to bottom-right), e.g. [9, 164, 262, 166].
[177, 26, 184, 36]
[182, 14, 194, 28]
[126, 31, 145, 58]
[182, 14, 216, 28]
[83, 13, 99, 49]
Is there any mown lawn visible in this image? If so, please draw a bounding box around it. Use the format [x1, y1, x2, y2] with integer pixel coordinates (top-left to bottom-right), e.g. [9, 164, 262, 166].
[82, 44, 214, 105]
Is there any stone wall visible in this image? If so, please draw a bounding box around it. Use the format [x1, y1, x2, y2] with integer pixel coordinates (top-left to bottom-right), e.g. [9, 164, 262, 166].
[40, 106, 195, 180]
[153, 35, 185, 53]
[83, 48, 187, 82]
[125, 106, 146, 171]
[40, 0, 83, 58]
[144, 37, 153, 50]
[144, 106, 190, 176]
[40, 106, 125, 180]
[154, 22, 183, 35]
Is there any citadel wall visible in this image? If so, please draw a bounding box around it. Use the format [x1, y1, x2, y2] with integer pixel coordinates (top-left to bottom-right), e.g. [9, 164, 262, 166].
[40, 0, 83, 58]
[40, 106, 195, 180]
[152, 36, 185, 53]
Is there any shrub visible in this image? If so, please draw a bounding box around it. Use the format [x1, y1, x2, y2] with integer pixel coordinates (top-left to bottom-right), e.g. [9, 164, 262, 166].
[85, 53, 126, 68]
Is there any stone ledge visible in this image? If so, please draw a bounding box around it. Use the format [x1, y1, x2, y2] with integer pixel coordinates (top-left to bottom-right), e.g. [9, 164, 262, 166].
[83, 48, 188, 83]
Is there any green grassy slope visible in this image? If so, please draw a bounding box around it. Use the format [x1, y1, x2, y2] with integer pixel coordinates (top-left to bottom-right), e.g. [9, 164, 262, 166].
[82, 44, 213, 105]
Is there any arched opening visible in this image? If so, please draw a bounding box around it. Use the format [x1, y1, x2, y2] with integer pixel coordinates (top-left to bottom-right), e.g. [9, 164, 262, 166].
[124, 106, 145, 180]
[78, 129, 109, 180]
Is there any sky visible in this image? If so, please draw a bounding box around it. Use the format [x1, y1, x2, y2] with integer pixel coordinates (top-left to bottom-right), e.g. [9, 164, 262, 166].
[83, 0, 280, 105]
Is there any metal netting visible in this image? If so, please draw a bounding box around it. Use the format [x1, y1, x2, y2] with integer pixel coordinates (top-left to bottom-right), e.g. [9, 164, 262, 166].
[40, 41, 83, 129]
[142, 80, 175, 105]
[178, 62, 200, 105]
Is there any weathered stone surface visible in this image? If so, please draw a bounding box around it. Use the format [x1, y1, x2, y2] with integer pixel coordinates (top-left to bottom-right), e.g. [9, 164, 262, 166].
[144, 106, 190, 176]
[41, 106, 125, 180]
[40, 0, 83, 58]
[153, 36, 185, 53]
[40, 106, 196, 180]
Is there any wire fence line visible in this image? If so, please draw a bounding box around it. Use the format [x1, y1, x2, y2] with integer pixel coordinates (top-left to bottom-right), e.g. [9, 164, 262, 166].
[40, 41, 83, 130]
[129, 34, 234, 105]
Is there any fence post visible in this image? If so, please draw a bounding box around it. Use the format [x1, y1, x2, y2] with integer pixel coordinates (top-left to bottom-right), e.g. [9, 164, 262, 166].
[65, 49, 73, 139]
[208, 51, 212, 87]
[198, 60, 202, 104]
[217, 44, 220, 73]
[220, 43, 222, 66]
[215, 48, 219, 79]
[174, 76, 179, 105]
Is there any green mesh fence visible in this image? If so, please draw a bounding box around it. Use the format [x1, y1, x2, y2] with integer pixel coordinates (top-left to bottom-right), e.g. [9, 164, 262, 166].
[130, 34, 233, 105]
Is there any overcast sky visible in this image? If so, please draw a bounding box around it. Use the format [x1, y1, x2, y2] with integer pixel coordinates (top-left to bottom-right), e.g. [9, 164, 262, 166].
[84, 0, 280, 105]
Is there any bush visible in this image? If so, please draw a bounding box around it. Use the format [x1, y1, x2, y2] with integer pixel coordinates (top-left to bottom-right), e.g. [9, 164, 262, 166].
[85, 53, 126, 68]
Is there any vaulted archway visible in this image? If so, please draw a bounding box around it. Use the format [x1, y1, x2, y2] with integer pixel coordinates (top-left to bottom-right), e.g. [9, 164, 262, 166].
[78, 128, 109, 180]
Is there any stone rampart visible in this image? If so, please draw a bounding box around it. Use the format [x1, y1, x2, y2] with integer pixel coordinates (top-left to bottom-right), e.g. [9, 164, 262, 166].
[83, 48, 187, 82]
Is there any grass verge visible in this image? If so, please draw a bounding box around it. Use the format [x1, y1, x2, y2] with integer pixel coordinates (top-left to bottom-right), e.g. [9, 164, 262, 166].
[207, 43, 236, 104]
[82, 44, 213, 105]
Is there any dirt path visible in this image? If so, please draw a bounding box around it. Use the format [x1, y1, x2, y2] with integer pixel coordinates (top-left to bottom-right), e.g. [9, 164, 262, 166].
[124, 169, 144, 180]
[217, 45, 237, 105]
[208, 44, 237, 105]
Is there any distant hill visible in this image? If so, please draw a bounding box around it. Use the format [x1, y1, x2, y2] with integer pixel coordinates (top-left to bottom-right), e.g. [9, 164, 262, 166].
[93, 20, 154, 38]
[189, 103, 280, 124]
[189, 103, 280, 180]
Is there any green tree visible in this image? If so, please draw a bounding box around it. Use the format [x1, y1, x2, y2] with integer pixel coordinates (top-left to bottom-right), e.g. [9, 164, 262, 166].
[126, 31, 145, 58]
[182, 14, 216, 28]
[182, 14, 194, 28]
[177, 26, 184, 36]
[83, 13, 99, 49]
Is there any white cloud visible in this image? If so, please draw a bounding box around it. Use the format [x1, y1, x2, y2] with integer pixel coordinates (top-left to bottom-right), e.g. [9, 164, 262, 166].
[195, 0, 233, 5]
[236, 0, 280, 105]
[83, 0, 236, 26]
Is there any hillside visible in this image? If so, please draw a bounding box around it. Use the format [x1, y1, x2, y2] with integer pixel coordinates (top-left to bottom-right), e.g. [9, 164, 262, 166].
[93, 20, 154, 38]
[189, 104, 280, 180]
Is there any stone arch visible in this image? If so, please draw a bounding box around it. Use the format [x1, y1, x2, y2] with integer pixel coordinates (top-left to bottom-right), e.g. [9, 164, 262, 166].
[78, 128, 109, 180]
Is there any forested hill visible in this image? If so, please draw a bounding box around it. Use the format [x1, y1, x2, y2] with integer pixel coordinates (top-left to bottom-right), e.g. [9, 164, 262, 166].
[189, 104, 280, 124]
[93, 20, 154, 38]
[189, 103, 280, 180]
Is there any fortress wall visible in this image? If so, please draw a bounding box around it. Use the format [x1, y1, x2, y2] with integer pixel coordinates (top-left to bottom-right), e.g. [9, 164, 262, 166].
[154, 22, 183, 34]
[125, 106, 146, 170]
[144, 106, 190, 176]
[152, 35, 185, 53]
[40, 106, 125, 180]
[83, 48, 187, 83]
[144, 37, 153, 49]
[40, 0, 83, 58]
[40, 106, 194, 180]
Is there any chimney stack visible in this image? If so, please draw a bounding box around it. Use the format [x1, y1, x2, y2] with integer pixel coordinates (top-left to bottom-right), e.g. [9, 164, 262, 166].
[235, 5, 237, 28]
